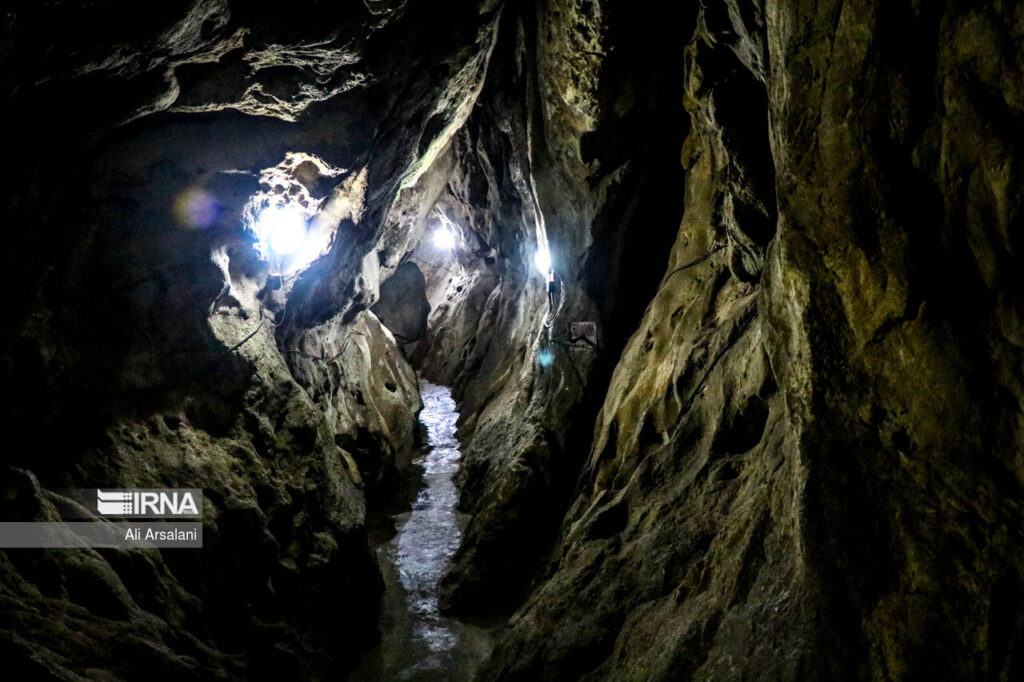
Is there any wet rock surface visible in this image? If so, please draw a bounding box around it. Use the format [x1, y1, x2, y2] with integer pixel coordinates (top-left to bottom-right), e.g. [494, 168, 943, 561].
[413, 0, 690, 620]
[1, 0, 1023, 680]
[352, 382, 492, 681]
[1, 0, 495, 678]
[472, 1, 1024, 680]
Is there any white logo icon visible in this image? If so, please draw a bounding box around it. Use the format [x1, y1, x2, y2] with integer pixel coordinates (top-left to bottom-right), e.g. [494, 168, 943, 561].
[96, 489, 133, 515]
[95, 489, 200, 517]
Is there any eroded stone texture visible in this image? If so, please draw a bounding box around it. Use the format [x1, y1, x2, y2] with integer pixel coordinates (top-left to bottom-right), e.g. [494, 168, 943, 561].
[2, 0, 1023, 679]
[0, 0, 500, 678]
[480, 1, 1024, 680]
[371, 261, 431, 344]
[410, 0, 692, 619]
[0, 0, 414, 125]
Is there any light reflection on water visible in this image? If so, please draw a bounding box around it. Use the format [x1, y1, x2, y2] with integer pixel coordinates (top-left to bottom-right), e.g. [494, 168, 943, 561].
[351, 382, 492, 681]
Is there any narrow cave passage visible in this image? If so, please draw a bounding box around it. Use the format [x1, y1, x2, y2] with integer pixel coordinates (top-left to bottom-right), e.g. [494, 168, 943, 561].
[353, 382, 492, 682]
[3, 1, 1023, 681]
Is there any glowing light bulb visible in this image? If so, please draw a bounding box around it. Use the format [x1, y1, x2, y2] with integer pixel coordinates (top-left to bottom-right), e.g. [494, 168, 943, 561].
[433, 227, 455, 250]
[257, 205, 307, 255]
[534, 246, 551, 276]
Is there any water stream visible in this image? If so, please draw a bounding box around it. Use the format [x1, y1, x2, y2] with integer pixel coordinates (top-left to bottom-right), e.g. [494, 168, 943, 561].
[351, 382, 492, 681]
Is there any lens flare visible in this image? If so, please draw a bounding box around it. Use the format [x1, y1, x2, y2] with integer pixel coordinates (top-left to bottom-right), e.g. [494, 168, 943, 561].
[537, 348, 555, 368]
[172, 188, 219, 229]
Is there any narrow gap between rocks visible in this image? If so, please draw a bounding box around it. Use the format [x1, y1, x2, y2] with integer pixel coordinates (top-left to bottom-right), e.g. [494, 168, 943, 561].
[353, 382, 496, 682]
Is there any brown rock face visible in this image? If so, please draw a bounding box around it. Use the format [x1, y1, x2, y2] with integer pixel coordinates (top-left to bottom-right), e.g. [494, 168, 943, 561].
[409, 0, 691, 620]
[2, 0, 1023, 680]
[469, 1, 1024, 680]
[1, 1, 498, 678]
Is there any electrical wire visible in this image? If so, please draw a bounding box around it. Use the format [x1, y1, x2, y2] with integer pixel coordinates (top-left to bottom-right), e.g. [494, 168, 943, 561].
[664, 244, 726, 282]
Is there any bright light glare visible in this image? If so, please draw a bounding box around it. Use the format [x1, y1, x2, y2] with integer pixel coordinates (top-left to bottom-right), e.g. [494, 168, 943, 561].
[534, 246, 552, 275]
[433, 227, 455, 250]
[257, 205, 307, 255]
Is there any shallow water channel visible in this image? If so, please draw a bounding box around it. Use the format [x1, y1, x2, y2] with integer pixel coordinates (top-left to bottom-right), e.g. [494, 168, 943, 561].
[351, 382, 492, 681]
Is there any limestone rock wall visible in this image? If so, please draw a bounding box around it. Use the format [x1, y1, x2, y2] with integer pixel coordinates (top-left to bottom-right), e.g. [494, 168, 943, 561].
[0, 0, 500, 678]
[480, 1, 1024, 679]
[405, 0, 692, 619]
[1, 0, 1022, 679]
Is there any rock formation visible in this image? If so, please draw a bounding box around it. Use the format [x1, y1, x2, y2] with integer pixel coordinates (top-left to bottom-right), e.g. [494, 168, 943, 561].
[1, 0, 1022, 680]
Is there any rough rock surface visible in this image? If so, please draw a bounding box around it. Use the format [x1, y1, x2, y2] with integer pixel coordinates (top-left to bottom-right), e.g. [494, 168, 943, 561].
[1, 305, 417, 679]
[473, 1, 1024, 680]
[2, 0, 1023, 680]
[1, 0, 498, 678]
[371, 261, 431, 344]
[409, 0, 690, 619]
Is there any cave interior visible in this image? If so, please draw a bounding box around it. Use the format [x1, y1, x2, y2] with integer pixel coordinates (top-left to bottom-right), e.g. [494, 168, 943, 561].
[1, 0, 1024, 680]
